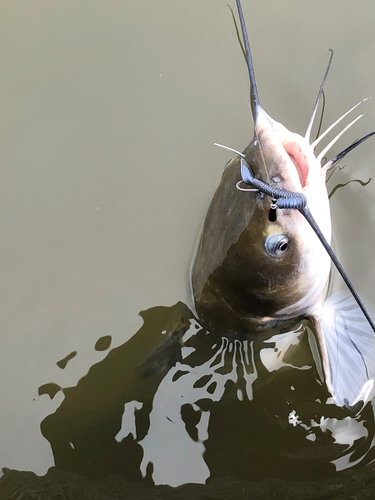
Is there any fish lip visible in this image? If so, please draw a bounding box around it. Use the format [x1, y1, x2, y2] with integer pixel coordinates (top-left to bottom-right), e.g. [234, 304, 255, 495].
[255, 112, 312, 192]
[283, 141, 309, 189]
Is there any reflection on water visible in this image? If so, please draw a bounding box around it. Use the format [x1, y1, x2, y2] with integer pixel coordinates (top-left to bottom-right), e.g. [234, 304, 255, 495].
[39, 303, 375, 488]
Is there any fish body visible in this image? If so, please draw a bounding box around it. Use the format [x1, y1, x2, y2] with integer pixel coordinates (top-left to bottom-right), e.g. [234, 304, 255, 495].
[191, 0, 375, 409]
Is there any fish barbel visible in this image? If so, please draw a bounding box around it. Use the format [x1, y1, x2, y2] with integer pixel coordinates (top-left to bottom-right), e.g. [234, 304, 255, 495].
[191, 0, 375, 409]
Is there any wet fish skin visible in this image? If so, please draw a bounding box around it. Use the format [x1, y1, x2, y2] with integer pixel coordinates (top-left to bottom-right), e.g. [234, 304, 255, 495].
[191, 126, 330, 336]
[191, 0, 375, 409]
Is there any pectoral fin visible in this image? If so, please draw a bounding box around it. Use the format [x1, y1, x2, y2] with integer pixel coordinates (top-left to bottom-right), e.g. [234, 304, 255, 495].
[312, 291, 375, 409]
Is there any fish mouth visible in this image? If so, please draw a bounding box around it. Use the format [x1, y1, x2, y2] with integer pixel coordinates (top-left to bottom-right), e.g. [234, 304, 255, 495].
[283, 141, 310, 189]
[254, 110, 314, 192]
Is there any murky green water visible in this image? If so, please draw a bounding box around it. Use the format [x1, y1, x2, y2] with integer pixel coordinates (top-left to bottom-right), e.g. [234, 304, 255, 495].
[1, 0, 375, 496]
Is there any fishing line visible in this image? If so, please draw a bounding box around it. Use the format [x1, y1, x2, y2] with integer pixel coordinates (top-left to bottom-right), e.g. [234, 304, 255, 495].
[305, 50, 333, 144]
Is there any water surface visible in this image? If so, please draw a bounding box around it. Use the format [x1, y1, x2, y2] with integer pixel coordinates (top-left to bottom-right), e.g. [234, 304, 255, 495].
[1, 0, 375, 494]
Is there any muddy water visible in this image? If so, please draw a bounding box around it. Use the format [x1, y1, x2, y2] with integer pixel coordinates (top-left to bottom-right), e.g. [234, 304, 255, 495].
[1, 0, 375, 493]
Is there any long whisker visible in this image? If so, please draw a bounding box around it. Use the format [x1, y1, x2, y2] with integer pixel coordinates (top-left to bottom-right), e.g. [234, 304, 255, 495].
[235, 0, 260, 119]
[311, 98, 370, 150]
[323, 131, 375, 171]
[227, 5, 247, 67]
[314, 90, 326, 141]
[317, 115, 363, 163]
[214, 143, 246, 158]
[305, 50, 334, 144]
[234, 0, 271, 184]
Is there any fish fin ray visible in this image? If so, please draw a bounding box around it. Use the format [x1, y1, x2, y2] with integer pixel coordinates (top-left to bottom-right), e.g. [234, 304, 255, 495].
[319, 291, 375, 408]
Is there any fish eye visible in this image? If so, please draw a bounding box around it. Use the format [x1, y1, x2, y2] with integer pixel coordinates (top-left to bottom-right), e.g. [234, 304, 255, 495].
[265, 234, 289, 256]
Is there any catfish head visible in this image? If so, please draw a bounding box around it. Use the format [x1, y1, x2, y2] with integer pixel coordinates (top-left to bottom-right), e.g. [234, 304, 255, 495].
[191, 109, 331, 335]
